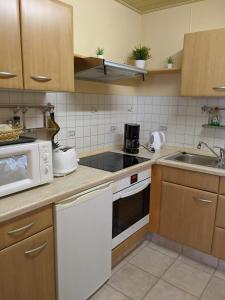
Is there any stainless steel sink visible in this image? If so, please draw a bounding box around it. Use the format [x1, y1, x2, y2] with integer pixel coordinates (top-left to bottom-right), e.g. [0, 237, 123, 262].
[166, 152, 224, 169]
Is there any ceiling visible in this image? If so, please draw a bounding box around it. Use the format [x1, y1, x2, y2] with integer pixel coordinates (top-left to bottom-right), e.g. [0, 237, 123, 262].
[115, 0, 204, 14]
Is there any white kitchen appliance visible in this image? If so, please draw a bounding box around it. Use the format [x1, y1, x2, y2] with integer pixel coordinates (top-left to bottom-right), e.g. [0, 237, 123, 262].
[53, 146, 78, 177]
[149, 131, 166, 150]
[112, 169, 151, 249]
[55, 183, 112, 300]
[0, 140, 53, 198]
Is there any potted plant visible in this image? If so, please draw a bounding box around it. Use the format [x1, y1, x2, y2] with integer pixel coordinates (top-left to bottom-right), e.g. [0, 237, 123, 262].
[96, 47, 104, 59]
[131, 45, 151, 69]
[167, 56, 174, 69]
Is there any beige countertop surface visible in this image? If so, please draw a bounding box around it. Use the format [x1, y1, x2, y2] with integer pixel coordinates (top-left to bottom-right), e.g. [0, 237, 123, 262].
[1, 145, 225, 223]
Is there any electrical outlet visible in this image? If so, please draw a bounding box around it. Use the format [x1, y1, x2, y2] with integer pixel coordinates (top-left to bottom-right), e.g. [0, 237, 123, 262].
[110, 126, 117, 132]
[160, 125, 168, 131]
[67, 130, 76, 137]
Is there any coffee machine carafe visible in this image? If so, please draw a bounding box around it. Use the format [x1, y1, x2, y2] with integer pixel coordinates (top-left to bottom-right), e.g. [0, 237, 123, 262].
[124, 123, 140, 154]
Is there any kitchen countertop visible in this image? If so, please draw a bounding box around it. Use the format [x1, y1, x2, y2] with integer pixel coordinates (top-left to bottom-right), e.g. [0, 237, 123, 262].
[1, 145, 225, 223]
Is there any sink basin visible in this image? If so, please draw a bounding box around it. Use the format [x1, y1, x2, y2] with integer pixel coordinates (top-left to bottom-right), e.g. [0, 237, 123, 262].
[166, 152, 223, 169]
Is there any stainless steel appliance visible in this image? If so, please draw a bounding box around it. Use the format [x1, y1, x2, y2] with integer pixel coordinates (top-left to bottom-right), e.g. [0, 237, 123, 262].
[74, 56, 148, 82]
[124, 123, 140, 154]
[112, 169, 151, 248]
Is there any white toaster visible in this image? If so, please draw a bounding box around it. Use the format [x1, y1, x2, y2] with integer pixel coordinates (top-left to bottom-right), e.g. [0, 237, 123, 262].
[53, 146, 79, 177]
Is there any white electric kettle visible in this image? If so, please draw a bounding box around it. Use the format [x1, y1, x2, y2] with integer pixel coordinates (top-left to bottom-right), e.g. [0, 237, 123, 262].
[149, 131, 166, 150]
[53, 146, 79, 177]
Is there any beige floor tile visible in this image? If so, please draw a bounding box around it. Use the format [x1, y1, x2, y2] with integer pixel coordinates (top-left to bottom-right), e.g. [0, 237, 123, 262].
[90, 285, 130, 300]
[214, 270, 225, 281]
[125, 240, 149, 261]
[163, 260, 211, 297]
[112, 260, 128, 275]
[129, 246, 175, 277]
[143, 279, 198, 300]
[178, 255, 215, 275]
[147, 241, 180, 259]
[109, 263, 158, 300]
[201, 277, 225, 300]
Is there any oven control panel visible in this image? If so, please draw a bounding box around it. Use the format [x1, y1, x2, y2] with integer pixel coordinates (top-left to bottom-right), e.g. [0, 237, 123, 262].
[113, 169, 150, 194]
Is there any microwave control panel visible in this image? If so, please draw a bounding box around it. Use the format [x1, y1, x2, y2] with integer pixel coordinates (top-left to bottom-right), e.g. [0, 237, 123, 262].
[39, 142, 53, 183]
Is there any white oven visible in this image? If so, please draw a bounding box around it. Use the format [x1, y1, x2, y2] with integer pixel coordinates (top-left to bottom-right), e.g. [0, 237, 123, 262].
[0, 140, 53, 198]
[112, 169, 151, 249]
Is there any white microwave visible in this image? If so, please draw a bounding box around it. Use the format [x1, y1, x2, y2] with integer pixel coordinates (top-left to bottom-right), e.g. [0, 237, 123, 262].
[0, 140, 53, 198]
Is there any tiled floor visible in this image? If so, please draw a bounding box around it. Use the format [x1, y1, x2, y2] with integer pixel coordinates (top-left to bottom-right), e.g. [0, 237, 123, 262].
[90, 241, 225, 300]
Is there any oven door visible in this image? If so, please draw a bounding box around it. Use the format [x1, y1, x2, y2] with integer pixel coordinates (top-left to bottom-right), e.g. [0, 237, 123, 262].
[112, 178, 151, 249]
[0, 143, 40, 197]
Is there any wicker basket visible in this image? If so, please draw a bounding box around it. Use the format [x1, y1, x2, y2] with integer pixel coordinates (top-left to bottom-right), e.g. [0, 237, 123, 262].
[0, 127, 23, 142]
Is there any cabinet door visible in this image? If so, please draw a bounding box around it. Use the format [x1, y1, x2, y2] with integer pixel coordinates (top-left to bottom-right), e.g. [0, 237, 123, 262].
[0, 0, 23, 89]
[160, 182, 217, 253]
[0, 227, 55, 300]
[181, 28, 225, 97]
[21, 0, 74, 92]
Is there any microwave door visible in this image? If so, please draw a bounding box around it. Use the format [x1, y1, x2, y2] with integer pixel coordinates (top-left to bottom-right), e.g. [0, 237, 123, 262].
[0, 144, 40, 197]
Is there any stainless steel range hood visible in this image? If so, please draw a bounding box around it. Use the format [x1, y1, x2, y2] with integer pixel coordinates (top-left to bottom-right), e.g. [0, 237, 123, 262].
[74, 56, 148, 82]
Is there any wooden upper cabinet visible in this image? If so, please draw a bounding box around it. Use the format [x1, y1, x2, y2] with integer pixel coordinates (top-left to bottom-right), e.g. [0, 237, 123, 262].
[20, 0, 74, 92]
[0, 0, 23, 89]
[181, 28, 225, 97]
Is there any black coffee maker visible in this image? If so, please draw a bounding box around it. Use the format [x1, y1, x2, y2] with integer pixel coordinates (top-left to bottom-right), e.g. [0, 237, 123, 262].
[124, 123, 140, 154]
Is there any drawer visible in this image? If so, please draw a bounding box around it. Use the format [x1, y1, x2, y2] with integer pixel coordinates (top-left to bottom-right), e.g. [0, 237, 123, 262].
[212, 227, 225, 260]
[0, 205, 53, 250]
[162, 166, 219, 193]
[216, 196, 225, 228]
[219, 177, 225, 195]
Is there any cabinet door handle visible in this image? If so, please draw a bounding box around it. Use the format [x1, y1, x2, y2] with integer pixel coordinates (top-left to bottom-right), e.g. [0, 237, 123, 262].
[0, 72, 17, 79]
[213, 86, 225, 91]
[193, 197, 213, 204]
[8, 222, 34, 235]
[30, 75, 52, 82]
[24, 241, 48, 255]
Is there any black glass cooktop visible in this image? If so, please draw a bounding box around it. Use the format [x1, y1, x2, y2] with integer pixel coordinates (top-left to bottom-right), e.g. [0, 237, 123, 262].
[79, 151, 150, 172]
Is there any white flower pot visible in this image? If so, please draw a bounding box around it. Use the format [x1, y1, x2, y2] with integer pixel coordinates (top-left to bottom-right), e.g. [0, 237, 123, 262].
[167, 63, 173, 69]
[97, 55, 104, 59]
[135, 60, 145, 69]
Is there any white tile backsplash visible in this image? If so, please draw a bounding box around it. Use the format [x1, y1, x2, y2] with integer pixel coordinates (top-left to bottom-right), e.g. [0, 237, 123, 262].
[0, 91, 225, 153]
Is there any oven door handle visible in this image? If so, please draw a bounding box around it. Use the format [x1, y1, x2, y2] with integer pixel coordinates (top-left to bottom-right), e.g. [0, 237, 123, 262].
[117, 179, 150, 199]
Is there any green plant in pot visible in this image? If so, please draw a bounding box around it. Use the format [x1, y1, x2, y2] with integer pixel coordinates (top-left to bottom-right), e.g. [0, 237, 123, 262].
[131, 45, 151, 69]
[167, 56, 174, 69]
[96, 47, 104, 59]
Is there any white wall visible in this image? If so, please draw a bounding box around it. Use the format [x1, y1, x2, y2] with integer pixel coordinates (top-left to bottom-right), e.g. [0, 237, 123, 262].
[142, 0, 225, 70]
[62, 0, 141, 63]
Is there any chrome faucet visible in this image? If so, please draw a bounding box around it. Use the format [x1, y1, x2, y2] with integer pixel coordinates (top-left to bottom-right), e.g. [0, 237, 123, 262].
[197, 141, 225, 166]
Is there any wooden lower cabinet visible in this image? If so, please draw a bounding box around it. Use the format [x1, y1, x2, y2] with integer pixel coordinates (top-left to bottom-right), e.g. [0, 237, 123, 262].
[212, 227, 225, 260]
[0, 227, 55, 300]
[160, 182, 217, 253]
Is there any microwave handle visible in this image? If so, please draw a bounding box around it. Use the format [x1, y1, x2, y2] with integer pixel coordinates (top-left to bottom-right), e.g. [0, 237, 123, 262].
[118, 180, 150, 199]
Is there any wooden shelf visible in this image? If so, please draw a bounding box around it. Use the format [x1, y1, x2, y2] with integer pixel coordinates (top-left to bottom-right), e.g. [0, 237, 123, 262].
[202, 124, 225, 129]
[149, 68, 181, 75]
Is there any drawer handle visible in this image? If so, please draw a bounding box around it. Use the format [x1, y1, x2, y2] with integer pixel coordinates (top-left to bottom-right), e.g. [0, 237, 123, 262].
[25, 241, 48, 255]
[213, 86, 225, 91]
[30, 75, 52, 82]
[8, 222, 34, 235]
[193, 197, 213, 204]
[0, 72, 17, 79]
